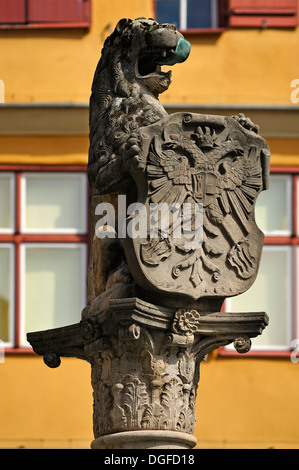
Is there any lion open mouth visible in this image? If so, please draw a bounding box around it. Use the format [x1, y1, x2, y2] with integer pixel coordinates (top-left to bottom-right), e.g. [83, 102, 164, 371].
[138, 47, 175, 77]
[137, 37, 191, 79]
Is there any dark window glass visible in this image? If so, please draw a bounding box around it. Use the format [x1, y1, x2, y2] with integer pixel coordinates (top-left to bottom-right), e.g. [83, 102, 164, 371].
[156, 0, 180, 29]
[187, 0, 211, 29]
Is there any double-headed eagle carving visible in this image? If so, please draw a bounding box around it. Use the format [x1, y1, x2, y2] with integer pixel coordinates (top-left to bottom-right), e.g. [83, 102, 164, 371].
[124, 112, 270, 303]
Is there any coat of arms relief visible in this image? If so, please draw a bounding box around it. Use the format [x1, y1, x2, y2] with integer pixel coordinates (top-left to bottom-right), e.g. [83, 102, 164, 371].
[123, 111, 270, 305]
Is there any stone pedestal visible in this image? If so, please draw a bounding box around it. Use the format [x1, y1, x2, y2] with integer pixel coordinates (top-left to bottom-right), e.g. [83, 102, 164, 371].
[91, 430, 197, 449]
[27, 297, 268, 449]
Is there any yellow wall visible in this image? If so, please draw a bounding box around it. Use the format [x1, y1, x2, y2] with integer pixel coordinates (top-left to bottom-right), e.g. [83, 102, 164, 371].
[1, 355, 299, 449]
[1, 1, 299, 105]
[0, 136, 89, 166]
[0, 0, 299, 449]
[1, 135, 299, 167]
[168, 28, 299, 105]
[0, 0, 154, 104]
[0, 356, 93, 448]
[196, 358, 299, 449]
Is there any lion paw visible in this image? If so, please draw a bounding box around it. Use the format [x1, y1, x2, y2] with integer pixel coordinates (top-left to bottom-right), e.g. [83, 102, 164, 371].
[123, 133, 145, 173]
[232, 113, 259, 134]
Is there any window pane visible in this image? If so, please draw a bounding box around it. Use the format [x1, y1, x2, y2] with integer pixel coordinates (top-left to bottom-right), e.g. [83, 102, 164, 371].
[22, 173, 87, 233]
[226, 247, 291, 349]
[156, 0, 180, 28]
[255, 175, 291, 235]
[21, 244, 86, 346]
[0, 174, 14, 232]
[187, 0, 212, 29]
[0, 246, 13, 344]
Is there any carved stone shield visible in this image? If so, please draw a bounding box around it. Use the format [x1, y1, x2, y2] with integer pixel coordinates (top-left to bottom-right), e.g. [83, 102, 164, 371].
[122, 112, 270, 303]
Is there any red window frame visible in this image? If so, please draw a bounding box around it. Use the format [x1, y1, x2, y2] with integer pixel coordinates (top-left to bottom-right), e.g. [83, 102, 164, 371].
[0, 165, 89, 354]
[0, 0, 91, 29]
[219, 166, 298, 359]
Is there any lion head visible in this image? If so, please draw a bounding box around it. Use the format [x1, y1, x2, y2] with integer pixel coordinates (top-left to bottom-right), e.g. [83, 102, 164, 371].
[88, 18, 191, 194]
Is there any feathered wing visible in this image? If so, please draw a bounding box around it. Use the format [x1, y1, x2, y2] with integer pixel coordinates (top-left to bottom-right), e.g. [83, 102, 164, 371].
[207, 145, 263, 234]
[140, 136, 195, 266]
[206, 145, 264, 280]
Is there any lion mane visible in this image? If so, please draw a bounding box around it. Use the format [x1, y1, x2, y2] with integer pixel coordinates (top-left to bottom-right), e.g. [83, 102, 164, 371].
[84, 18, 190, 317]
[87, 17, 189, 195]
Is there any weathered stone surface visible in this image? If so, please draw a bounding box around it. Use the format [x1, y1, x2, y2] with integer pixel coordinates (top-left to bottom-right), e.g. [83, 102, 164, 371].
[91, 430, 197, 449]
[84, 17, 270, 317]
[28, 297, 269, 445]
[122, 112, 270, 305]
[86, 17, 192, 315]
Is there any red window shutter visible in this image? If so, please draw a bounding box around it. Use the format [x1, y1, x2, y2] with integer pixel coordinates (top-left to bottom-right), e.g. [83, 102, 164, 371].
[0, 0, 26, 24]
[27, 0, 90, 24]
[229, 0, 298, 28]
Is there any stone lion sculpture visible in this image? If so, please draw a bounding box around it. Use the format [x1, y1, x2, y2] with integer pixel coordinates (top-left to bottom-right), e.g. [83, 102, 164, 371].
[84, 17, 191, 316]
[84, 17, 263, 318]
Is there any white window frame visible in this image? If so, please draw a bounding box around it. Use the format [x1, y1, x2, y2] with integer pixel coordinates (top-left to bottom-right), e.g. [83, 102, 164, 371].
[256, 174, 292, 237]
[296, 176, 299, 237]
[0, 243, 15, 348]
[0, 173, 15, 234]
[295, 247, 299, 342]
[225, 245, 293, 352]
[179, 0, 219, 30]
[19, 243, 87, 348]
[20, 172, 88, 235]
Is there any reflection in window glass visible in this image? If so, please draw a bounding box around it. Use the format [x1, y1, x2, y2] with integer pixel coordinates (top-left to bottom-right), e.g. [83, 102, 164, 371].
[0, 246, 13, 344]
[22, 173, 87, 233]
[0, 174, 14, 232]
[187, 0, 211, 29]
[226, 247, 291, 350]
[21, 244, 86, 346]
[156, 0, 217, 30]
[255, 175, 291, 235]
[156, 0, 180, 28]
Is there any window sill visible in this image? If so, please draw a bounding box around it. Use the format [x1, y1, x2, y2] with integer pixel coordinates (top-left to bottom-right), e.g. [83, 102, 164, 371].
[0, 22, 90, 30]
[4, 347, 34, 354]
[179, 27, 227, 35]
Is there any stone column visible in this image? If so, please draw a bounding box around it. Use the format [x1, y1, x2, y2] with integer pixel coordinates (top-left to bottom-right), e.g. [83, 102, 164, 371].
[28, 297, 268, 449]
